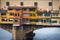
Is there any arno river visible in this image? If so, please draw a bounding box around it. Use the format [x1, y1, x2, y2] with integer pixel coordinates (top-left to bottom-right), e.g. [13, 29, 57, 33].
[0, 27, 60, 40]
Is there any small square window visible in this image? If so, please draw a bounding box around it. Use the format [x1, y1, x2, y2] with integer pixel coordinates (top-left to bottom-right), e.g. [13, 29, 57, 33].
[20, 2, 23, 6]
[6, 2, 10, 6]
[34, 2, 38, 6]
[49, 2, 52, 6]
[10, 13, 14, 16]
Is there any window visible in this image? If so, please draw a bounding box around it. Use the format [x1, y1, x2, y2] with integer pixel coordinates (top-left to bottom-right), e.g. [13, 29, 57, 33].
[20, 2, 23, 6]
[40, 19, 43, 22]
[34, 2, 38, 6]
[6, 2, 10, 6]
[53, 14, 58, 16]
[36, 19, 39, 22]
[14, 20, 20, 22]
[10, 13, 14, 16]
[15, 14, 17, 16]
[30, 19, 36, 22]
[18, 13, 20, 16]
[44, 13, 50, 16]
[22, 18, 29, 22]
[49, 2, 52, 6]
[24, 8, 28, 11]
[29, 8, 36, 11]
[44, 19, 50, 23]
[16, 9, 20, 11]
[30, 14, 35, 16]
[2, 18, 7, 21]
[23, 13, 29, 16]
[9, 19, 13, 22]
[37, 12, 43, 16]
[1, 13, 6, 15]
[51, 20, 57, 23]
[8, 8, 13, 10]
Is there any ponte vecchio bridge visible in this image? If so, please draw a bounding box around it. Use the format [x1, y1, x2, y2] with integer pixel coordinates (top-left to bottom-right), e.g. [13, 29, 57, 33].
[0, 6, 60, 40]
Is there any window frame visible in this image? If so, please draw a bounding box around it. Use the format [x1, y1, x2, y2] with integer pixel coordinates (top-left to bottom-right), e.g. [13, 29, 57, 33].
[34, 2, 38, 6]
[20, 2, 23, 6]
[6, 2, 10, 6]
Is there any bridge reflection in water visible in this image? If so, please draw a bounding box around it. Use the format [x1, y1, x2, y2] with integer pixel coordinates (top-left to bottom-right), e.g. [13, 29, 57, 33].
[0, 27, 60, 40]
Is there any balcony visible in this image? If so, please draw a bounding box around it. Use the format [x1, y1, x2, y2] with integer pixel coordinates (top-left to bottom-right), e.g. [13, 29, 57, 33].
[1, 21, 13, 24]
[8, 10, 14, 12]
[36, 22, 43, 25]
[43, 22, 51, 25]
[23, 9, 29, 13]
[22, 22, 30, 25]
[52, 14, 60, 18]
[23, 13, 30, 18]
[43, 16, 51, 18]
[1, 15, 6, 17]
[30, 22, 36, 25]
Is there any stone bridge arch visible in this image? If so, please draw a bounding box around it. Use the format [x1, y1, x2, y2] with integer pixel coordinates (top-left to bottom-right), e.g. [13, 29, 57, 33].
[0, 24, 60, 40]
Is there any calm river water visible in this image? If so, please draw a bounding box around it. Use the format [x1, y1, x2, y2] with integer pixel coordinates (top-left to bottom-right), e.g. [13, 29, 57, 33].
[0, 27, 60, 40]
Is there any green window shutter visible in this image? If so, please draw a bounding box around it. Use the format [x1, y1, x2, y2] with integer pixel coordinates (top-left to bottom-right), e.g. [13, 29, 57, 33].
[37, 13, 42, 16]
[33, 14, 35, 16]
[44, 13, 50, 16]
[59, 21, 60, 23]
[30, 14, 32, 16]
